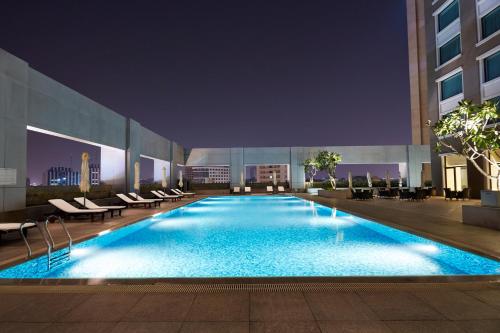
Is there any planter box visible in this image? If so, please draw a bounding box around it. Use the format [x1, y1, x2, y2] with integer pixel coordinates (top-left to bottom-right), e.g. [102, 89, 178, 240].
[463, 205, 500, 230]
[480, 190, 500, 207]
[318, 189, 348, 199]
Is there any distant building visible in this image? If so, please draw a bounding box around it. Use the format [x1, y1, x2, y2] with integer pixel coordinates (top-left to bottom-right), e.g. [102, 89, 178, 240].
[256, 165, 288, 183]
[46, 164, 100, 186]
[46, 167, 81, 186]
[90, 163, 100, 185]
[185, 166, 230, 183]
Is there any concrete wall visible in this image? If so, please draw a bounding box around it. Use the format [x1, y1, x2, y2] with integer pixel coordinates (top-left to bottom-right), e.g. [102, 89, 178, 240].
[186, 145, 431, 189]
[0, 49, 184, 212]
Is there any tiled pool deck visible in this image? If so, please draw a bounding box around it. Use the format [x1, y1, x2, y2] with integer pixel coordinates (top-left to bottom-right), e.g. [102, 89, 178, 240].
[0, 194, 499, 332]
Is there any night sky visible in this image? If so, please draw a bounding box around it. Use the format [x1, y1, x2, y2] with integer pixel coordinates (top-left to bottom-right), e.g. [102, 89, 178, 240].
[2, 1, 410, 182]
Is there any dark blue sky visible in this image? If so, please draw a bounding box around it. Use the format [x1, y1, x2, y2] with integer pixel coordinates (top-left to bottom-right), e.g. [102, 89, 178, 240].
[1, 0, 411, 149]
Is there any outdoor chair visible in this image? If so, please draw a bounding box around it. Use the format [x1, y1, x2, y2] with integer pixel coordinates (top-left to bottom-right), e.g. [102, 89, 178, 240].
[172, 189, 195, 197]
[266, 186, 273, 194]
[0, 222, 36, 242]
[456, 187, 471, 200]
[151, 190, 181, 202]
[129, 193, 161, 207]
[48, 199, 107, 221]
[244, 186, 252, 194]
[278, 186, 285, 193]
[116, 194, 155, 208]
[444, 188, 457, 200]
[158, 190, 180, 200]
[74, 197, 125, 217]
[233, 187, 241, 194]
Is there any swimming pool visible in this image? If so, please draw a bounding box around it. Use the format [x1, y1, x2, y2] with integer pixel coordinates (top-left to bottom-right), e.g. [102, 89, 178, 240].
[1, 195, 499, 279]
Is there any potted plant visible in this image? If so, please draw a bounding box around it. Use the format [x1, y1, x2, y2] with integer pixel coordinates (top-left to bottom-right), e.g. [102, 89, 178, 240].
[303, 158, 319, 187]
[428, 99, 500, 206]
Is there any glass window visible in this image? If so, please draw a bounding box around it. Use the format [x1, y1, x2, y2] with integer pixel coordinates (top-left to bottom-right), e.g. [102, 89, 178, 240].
[481, 6, 500, 39]
[438, 0, 459, 32]
[441, 72, 462, 100]
[488, 95, 500, 106]
[484, 51, 500, 82]
[439, 35, 461, 65]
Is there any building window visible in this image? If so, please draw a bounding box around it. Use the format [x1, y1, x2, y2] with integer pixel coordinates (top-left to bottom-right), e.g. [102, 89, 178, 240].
[481, 5, 500, 39]
[438, 0, 459, 31]
[439, 35, 461, 65]
[484, 51, 500, 82]
[441, 72, 463, 100]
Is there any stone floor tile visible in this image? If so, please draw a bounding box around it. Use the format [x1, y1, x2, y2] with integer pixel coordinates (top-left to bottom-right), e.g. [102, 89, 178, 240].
[250, 321, 320, 333]
[0, 293, 89, 322]
[0, 323, 49, 333]
[318, 320, 391, 333]
[413, 290, 500, 320]
[186, 293, 249, 321]
[123, 294, 194, 322]
[385, 320, 463, 333]
[179, 321, 249, 333]
[42, 322, 116, 333]
[305, 292, 377, 320]
[250, 293, 314, 321]
[453, 320, 500, 333]
[358, 291, 444, 321]
[111, 321, 182, 333]
[60, 293, 142, 322]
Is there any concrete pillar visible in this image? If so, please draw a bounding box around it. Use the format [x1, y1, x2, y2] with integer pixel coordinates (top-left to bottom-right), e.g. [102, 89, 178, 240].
[0, 50, 29, 212]
[291, 147, 306, 189]
[230, 148, 244, 187]
[126, 119, 141, 192]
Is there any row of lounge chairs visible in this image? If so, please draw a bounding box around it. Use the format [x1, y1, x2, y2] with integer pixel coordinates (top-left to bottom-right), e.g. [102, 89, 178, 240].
[351, 189, 373, 200]
[233, 186, 286, 194]
[444, 188, 470, 200]
[351, 188, 433, 201]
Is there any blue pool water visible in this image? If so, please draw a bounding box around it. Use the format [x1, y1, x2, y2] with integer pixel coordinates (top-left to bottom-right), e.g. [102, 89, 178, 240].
[1, 195, 499, 278]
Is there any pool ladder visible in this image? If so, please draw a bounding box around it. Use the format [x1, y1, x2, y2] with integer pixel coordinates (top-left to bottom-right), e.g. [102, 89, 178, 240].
[23, 215, 72, 270]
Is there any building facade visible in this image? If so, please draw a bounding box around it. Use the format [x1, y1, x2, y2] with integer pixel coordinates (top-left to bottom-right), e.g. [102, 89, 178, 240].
[185, 166, 230, 184]
[46, 167, 81, 186]
[255, 165, 288, 183]
[407, 0, 500, 197]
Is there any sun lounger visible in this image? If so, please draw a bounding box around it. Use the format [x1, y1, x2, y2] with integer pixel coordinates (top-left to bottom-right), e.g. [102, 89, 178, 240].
[171, 189, 195, 197]
[278, 186, 285, 193]
[266, 186, 273, 194]
[151, 190, 181, 202]
[128, 193, 161, 207]
[74, 197, 125, 217]
[116, 194, 155, 208]
[233, 186, 241, 194]
[48, 199, 107, 221]
[244, 186, 252, 194]
[0, 222, 36, 241]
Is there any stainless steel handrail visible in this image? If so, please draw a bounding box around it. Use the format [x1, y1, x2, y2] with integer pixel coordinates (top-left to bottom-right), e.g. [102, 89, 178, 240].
[20, 219, 37, 257]
[35, 220, 53, 269]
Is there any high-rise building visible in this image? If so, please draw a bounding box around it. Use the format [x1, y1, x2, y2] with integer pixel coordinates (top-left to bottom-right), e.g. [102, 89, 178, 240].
[407, 0, 500, 197]
[185, 166, 230, 183]
[46, 167, 81, 186]
[256, 165, 288, 183]
[90, 164, 101, 186]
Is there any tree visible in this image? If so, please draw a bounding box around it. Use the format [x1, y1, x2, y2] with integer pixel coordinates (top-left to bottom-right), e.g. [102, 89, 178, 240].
[316, 151, 342, 190]
[428, 99, 500, 189]
[303, 158, 320, 186]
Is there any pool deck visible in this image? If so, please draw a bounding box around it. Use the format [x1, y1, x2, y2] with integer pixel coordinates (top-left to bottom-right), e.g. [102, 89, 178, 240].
[1, 194, 500, 332]
[294, 194, 500, 260]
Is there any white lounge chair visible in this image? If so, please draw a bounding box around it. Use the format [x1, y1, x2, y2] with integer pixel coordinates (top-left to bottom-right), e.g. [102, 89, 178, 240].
[74, 197, 125, 217]
[278, 186, 285, 193]
[151, 190, 181, 202]
[233, 186, 241, 194]
[266, 186, 273, 194]
[116, 194, 155, 208]
[48, 199, 107, 221]
[128, 193, 161, 207]
[171, 189, 195, 197]
[0, 222, 36, 240]
[244, 186, 252, 194]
